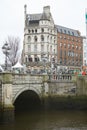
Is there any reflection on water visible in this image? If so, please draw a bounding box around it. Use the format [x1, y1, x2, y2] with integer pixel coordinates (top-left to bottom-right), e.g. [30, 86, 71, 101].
[0, 110, 87, 130]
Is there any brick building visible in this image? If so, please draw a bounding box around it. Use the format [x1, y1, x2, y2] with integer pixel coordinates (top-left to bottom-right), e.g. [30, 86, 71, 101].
[56, 25, 83, 69]
[22, 5, 83, 73]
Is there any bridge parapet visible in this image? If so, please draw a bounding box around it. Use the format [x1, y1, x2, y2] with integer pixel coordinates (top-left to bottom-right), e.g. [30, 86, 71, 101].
[12, 73, 43, 84]
[0, 72, 12, 83]
[48, 74, 77, 82]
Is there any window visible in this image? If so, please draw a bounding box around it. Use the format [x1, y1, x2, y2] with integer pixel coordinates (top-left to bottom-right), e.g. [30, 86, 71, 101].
[60, 43, 62, 47]
[72, 32, 74, 36]
[28, 45, 31, 52]
[76, 46, 78, 49]
[47, 35, 49, 42]
[72, 44, 74, 49]
[60, 58, 62, 64]
[35, 56, 39, 62]
[28, 36, 31, 42]
[41, 45, 44, 52]
[79, 46, 81, 50]
[68, 51, 70, 56]
[28, 55, 32, 62]
[64, 30, 66, 34]
[50, 46, 52, 53]
[60, 29, 62, 33]
[72, 51, 74, 57]
[28, 29, 30, 33]
[32, 29, 34, 33]
[41, 28, 44, 33]
[34, 36, 38, 42]
[60, 35, 62, 39]
[41, 35, 44, 41]
[64, 43, 66, 48]
[68, 44, 70, 48]
[68, 31, 70, 35]
[35, 29, 37, 33]
[50, 36, 52, 42]
[64, 59, 66, 64]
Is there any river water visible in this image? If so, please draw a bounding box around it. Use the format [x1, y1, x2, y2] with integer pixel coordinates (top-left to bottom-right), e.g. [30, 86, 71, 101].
[0, 110, 87, 130]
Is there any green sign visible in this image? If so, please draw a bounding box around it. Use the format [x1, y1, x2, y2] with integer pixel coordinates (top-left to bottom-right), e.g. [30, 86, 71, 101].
[86, 13, 87, 23]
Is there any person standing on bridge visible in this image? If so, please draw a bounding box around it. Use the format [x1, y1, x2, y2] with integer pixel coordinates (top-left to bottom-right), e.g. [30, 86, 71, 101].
[82, 70, 86, 76]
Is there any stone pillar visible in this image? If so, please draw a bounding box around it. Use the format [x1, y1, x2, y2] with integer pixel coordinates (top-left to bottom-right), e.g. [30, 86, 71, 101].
[76, 76, 86, 95]
[0, 72, 14, 123]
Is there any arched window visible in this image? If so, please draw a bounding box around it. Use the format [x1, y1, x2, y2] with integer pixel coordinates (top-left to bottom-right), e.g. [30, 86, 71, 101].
[41, 35, 44, 41]
[47, 35, 49, 42]
[34, 56, 39, 62]
[28, 55, 32, 62]
[35, 29, 37, 33]
[50, 46, 52, 53]
[27, 36, 31, 42]
[32, 29, 34, 33]
[50, 36, 52, 42]
[41, 28, 44, 33]
[34, 36, 38, 42]
[28, 29, 30, 33]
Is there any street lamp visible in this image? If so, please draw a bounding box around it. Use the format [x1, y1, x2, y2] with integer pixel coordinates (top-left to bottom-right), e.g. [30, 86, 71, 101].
[2, 42, 11, 71]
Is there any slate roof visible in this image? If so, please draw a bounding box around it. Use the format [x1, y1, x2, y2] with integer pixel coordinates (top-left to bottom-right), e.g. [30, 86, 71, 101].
[26, 13, 81, 37]
[27, 13, 50, 21]
[56, 25, 80, 37]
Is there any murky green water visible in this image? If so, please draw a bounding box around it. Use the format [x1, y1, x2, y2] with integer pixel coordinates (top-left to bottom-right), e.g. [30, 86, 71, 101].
[0, 110, 87, 130]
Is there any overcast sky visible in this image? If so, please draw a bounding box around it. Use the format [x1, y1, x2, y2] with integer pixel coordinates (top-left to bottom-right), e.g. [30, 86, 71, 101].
[0, 0, 87, 64]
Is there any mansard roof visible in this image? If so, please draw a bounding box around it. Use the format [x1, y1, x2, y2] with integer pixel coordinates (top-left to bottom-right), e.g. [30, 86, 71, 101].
[56, 25, 81, 37]
[27, 12, 50, 21]
[27, 14, 42, 21]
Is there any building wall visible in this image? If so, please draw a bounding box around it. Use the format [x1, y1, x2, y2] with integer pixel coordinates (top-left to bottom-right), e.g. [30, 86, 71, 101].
[22, 5, 83, 72]
[83, 38, 87, 66]
[57, 27, 83, 69]
[22, 5, 57, 70]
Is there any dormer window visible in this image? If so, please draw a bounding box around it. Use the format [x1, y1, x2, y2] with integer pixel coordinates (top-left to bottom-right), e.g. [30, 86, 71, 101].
[68, 31, 70, 35]
[72, 32, 74, 36]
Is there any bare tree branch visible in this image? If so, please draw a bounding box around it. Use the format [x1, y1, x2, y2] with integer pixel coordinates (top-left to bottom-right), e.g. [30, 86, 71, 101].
[2, 36, 20, 66]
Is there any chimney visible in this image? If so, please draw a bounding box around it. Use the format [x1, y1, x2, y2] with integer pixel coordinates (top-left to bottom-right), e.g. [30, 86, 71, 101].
[43, 6, 50, 14]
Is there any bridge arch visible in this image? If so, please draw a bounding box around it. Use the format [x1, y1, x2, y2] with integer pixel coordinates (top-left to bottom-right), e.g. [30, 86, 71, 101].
[12, 86, 42, 104]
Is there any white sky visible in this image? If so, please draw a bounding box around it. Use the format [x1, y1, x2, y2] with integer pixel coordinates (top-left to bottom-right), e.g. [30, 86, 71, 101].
[0, 0, 87, 64]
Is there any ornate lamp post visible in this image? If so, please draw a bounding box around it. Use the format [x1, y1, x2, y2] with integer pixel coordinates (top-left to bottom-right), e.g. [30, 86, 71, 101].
[2, 42, 11, 71]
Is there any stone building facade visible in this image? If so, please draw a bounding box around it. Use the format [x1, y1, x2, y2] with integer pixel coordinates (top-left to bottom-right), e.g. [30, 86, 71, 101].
[22, 5, 83, 72]
[22, 5, 57, 73]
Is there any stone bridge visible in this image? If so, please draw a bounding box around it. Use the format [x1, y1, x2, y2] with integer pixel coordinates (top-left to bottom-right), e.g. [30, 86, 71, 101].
[0, 72, 87, 122]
